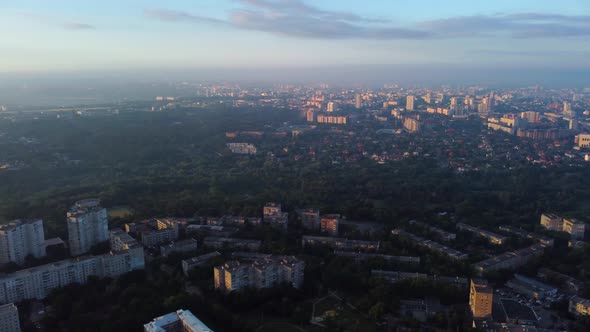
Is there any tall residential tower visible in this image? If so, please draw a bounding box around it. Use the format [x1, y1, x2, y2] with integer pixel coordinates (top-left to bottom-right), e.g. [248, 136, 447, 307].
[67, 199, 109, 256]
[0, 219, 46, 265]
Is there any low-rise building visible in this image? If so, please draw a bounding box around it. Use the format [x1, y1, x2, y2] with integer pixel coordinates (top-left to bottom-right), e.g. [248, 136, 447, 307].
[505, 274, 557, 300]
[263, 203, 289, 231]
[214, 256, 304, 293]
[393, 230, 467, 260]
[226, 143, 257, 155]
[334, 251, 420, 264]
[569, 295, 590, 317]
[408, 220, 456, 241]
[0, 303, 20, 332]
[144, 309, 213, 332]
[202, 237, 261, 251]
[182, 252, 222, 276]
[160, 239, 198, 257]
[186, 225, 238, 237]
[320, 214, 340, 236]
[299, 208, 320, 231]
[563, 218, 586, 240]
[372, 270, 467, 287]
[301, 236, 380, 251]
[540, 213, 562, 231]
[457, 223, 507, 245]
[473, 243, 546, 275]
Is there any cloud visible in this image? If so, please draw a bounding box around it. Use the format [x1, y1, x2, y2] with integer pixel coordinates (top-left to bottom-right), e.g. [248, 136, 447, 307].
[421, 13, 590, 38]
[62, 22, 95, 30]
[21, 13, 96, 31]
[144, 1, 590, 40]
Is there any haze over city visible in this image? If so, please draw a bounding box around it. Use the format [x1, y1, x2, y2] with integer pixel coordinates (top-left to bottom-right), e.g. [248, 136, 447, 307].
[1, 1, 590, 332]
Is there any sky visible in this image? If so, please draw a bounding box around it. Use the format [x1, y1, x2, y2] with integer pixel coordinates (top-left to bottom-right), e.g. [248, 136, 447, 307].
[0, 0, 589, 74]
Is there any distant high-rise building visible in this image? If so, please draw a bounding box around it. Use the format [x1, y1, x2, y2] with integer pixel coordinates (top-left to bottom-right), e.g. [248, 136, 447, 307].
[570, 118, 579, 131]
[563, 101, 572, 115]
[450, 97, 459, 111]
[406, 95, 415, 111]
[327, 102, 336, 112]
[469, 279, 493, 318]
[0, 219, 46, 266]
[403, 117, 421, 133]
[0, 303, 20, 332]
[424, 92, 431, 104]
[355, 94, 362, 109]
[67, 199, 109, 256]
[306, 109, 315, 122]
[520, 111, 540, 124]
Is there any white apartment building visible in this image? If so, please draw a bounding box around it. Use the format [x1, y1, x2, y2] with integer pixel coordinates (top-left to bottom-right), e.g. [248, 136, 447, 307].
[0, 219, 46, 265]
[144, 309, 213, 332]
[67, 199, 109, 256]
[0, 229, 144, 304]
[0, 303, 20, 332]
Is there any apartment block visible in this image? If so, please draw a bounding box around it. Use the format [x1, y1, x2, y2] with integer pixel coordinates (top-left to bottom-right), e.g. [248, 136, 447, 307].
[0, 303, 20, 332]
[320, 214, 340, 236]
[125, 218, 181, 247]
[473, 243, 547, 275]
[540, 213, 563, 231]
[182, 252, 222, 276]
[263, 203, 288, 231]
[226, 143, 257, 155]
[393, 230, 468, 260]
[563, 218, 586, 240]
[456, 223, 507, 245]
[470, 279, 493, 318]
[300, 208, 320, 231]
[214, 256, 304, 293]
[0, 230, 144, 304]
[569, 296, 590, 317]
[144, 309, 213, 332]
[160, 239, 198, 257]
[67, 199, 109, 256]
[301, 236, 380, 251]
[408, 220, 456, 241]
[0, 219, 46, 265]
[202, 237, 261, 251]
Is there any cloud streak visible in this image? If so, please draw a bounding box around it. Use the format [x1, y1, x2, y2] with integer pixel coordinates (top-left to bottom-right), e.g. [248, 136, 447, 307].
[144, 0, 590, 40]
[21, 13, 96, 30]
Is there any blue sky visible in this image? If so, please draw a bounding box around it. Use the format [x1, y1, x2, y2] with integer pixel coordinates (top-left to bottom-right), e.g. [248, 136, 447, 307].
[1, 0, 589, 73]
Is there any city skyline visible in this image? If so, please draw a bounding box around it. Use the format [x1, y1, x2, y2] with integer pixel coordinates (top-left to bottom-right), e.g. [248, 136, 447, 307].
[1, 0, 589, 73]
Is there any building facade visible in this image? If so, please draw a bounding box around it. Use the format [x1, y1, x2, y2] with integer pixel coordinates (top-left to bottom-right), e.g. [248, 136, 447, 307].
[214, 256, 304, 293]
[469, 279, 493, 319]
[67, 199, 109, 256]
[0, 219, 46, 265]
[0, 303, 20, 332]
[540, 213, 563, 231]
[563, 218, 586, 240]
[320, 215, 339, 236]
